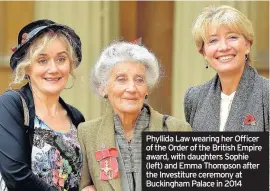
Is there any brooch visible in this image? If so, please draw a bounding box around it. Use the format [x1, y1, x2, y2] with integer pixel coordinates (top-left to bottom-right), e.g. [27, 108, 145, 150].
[243, 114, 256, 126]
[95, 144, 119, 181]
[11, 33, 29, 52]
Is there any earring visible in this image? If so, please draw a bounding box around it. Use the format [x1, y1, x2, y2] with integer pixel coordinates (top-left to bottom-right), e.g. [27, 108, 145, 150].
[205, 62, 209, 69]
[64, 76, 76, 89]
[25, 75, 31, 87]
[25, 75, 30, 81]
[104, 94, 108, 99]
[145, 95, 148, 99]
[245, 54, 248, 64]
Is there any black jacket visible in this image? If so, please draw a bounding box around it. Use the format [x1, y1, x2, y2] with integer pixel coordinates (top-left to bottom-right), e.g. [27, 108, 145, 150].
[0, 83, 85, 191]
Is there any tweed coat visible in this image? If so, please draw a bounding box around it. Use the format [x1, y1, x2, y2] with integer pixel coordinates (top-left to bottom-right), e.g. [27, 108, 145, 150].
[78, 105, 191, 191]
[184, 64, 269, 131]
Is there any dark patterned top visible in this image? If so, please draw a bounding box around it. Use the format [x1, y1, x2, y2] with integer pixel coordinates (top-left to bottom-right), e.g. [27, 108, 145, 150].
[114, 106, 150, 191]
[31, 116, 82, 191]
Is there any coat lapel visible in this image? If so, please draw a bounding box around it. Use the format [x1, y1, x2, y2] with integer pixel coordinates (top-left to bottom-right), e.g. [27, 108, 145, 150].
[208, 77, 221, 131]
[148, 106, 163, 131]
[95, 111, 122, 191]
[193, 75, 221, 131]
[94, 105, 164, 190]
[225, 65, 255, 131]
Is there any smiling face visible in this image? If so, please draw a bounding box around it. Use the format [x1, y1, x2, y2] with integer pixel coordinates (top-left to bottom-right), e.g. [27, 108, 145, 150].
[105, 62, 148, 116]
[202, 25, 251, 76]
[27, 37, 71, 96]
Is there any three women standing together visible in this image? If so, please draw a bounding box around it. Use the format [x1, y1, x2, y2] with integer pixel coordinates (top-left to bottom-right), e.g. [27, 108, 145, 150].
[0, 4, 268, 191]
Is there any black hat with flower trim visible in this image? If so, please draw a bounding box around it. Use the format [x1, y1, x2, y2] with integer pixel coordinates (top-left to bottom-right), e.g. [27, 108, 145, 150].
[10, 19, 82, 70]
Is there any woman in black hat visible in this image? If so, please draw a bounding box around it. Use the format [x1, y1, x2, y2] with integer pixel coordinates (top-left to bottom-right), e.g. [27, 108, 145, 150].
[0, 19, 94, 191]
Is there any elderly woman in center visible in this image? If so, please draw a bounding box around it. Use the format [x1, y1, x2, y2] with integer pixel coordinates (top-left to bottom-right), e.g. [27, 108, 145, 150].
[78, 40, 191, 191]
[184, 5, 269, 131]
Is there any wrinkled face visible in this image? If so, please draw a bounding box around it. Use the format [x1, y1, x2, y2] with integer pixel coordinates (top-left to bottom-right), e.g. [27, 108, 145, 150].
[27, 38, 71, 96]
[203, 25, 250, 75]
[105, 62, 148, 115]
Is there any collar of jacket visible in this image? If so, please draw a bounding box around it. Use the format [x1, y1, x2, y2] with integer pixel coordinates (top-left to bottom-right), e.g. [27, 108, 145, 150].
[93, 104, 167, 190]
[195, 63, 257, 131]
[18, 83, 84, 129]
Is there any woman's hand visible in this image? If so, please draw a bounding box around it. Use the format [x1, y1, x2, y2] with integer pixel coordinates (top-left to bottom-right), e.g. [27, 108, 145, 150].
[81, 185, 96, 191]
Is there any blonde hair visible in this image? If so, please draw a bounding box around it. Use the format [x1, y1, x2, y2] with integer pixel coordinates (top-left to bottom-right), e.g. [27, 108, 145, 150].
[10, 32, 77, 86]
[192, 5, 254, 63]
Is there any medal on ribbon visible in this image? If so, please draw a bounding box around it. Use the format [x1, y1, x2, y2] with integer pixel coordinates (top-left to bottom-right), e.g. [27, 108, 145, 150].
[95, 144, 120, 180]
